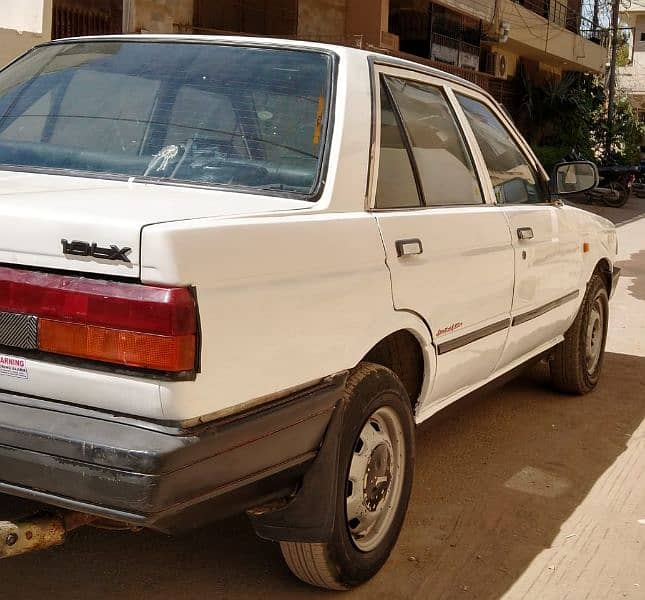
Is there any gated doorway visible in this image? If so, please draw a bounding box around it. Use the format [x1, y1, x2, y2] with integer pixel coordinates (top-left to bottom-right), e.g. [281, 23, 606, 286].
[52, 0, 123, 40]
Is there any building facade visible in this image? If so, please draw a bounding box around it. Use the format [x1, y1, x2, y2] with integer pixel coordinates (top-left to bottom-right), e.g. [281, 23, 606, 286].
[0, 0, 608, 117]
[619, 4, 645, 123]
[0, 0, 53, 68]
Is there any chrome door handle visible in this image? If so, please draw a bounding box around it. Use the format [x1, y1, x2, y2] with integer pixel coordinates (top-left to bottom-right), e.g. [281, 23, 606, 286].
[517, 227, 534, 240]
[395, 238, 423, 257]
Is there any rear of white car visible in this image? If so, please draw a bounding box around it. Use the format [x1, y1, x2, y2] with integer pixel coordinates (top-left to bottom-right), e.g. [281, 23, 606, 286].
[0, 37, 355, 538]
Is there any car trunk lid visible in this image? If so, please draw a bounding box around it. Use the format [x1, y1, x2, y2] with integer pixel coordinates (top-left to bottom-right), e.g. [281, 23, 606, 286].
[0, 170, 311, 278]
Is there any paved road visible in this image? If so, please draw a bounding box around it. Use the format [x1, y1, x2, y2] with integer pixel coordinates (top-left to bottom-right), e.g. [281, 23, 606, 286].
[1, 199, 644, 599]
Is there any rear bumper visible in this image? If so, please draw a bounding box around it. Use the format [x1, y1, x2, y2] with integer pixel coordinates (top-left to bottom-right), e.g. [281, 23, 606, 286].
[0, 374, 345, 532]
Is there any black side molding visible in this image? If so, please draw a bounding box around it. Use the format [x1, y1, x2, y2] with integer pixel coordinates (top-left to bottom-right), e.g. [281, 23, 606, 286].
[512, 290, 580, 327]
[436, 289, 582, 355]
[437, 318, 510, 355]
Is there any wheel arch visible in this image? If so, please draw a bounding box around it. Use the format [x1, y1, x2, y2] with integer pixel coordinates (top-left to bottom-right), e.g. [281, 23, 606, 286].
[355, 313, 436, 412]
[593, 258, 613, 296]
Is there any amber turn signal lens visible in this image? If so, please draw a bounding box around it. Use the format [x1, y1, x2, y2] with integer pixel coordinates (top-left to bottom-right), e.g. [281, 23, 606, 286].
[38, 319, 196, 372]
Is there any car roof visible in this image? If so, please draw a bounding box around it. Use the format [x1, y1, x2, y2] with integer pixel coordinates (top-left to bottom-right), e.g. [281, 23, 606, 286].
[41, 34, 486, 95]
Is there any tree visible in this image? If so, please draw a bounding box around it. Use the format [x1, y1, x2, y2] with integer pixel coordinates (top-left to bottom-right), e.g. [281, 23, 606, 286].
[517, 67, 644, 170]
[616, 32, 630, 67]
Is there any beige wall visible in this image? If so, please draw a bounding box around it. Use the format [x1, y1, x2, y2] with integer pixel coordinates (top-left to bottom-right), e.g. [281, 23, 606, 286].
[124, 0, 194, 34]
[297, 0, 346, 41]
[0, 0, 52, 68]
[634, 14, 645, 57]
[390, 0, 494, 22]
[346, 0, 389, 46]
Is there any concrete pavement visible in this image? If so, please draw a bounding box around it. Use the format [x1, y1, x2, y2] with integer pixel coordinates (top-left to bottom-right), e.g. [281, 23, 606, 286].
[499, 201, 645, 599]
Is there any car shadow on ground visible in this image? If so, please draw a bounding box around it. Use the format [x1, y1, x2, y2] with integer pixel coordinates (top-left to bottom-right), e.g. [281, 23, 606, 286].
[1, 352, 644, 599]
[617, 249, 645, 302]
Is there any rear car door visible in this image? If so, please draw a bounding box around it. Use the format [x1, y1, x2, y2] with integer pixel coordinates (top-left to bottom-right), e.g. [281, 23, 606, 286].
[454, 92, 582, 367]
[370, 66, 515, 412]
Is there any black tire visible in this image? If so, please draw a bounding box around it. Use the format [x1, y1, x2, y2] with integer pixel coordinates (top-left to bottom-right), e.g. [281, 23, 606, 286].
[602, 182, 629, 207]
[280, 363, 415, 590]
[550, 273, 609, 394]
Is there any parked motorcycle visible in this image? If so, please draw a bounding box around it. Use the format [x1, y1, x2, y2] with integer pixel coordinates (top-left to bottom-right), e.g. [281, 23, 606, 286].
[590, 164, 639, 208]
[563, 150, 640, 208]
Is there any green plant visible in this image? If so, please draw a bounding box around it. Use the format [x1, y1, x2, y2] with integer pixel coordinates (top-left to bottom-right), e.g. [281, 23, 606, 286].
[532, 145, 570, 173]
[605, 95, 644, 164]
[516, 66, 643, 166]
[616, 32, 630, 68]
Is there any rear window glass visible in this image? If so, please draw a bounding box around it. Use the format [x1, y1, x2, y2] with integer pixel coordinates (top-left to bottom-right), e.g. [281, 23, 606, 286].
[0, 42, 333, 197]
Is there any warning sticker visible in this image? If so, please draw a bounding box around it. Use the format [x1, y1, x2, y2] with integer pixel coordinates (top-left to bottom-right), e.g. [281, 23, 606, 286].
[0, 354, 28, 379]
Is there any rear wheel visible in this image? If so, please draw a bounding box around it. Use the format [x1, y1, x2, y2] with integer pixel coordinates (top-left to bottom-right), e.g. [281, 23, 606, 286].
[550, 273, 608, 394]
[280, 363, 415, 590]
[602, 181, 629, 207]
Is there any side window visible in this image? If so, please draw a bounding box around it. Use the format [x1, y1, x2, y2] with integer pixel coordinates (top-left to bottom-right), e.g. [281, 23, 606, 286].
[385, 76, 483, 207]
[375, 79, 421, 209]
[457, 94, 548, 205]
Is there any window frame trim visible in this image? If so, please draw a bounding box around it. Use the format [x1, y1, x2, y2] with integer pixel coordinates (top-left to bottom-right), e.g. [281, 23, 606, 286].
[367, 63, 492, 212]
[379, 75, 426, 208]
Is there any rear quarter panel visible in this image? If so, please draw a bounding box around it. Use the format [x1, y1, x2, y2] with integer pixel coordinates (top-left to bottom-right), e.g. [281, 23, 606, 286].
[141, 213, 433, 421]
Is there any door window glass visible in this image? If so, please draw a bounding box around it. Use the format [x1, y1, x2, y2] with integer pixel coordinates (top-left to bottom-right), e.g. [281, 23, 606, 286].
[385, 76, 483, 207]
[375, 79, 421, 209]
[457, 94, 548, 205]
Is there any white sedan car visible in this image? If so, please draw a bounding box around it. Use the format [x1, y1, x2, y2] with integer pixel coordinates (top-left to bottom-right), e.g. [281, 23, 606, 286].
[0, 36, 618, 589]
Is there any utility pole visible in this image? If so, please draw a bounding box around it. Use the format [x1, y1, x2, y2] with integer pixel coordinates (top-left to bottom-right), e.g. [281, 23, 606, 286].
[605, 0, 621, 160]
[592, 0, 600, 33]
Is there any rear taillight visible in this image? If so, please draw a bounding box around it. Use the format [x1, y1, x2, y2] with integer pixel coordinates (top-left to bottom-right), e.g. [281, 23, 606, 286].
[0, 266, 197, 373]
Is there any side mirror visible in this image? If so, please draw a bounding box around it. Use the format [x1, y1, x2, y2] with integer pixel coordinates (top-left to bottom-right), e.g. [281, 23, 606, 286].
[551, 161, 599, 196]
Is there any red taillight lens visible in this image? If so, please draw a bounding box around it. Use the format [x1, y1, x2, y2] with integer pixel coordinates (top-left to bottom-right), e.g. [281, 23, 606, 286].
[0, 267, 197, 373]
[0, 267, 195, 335]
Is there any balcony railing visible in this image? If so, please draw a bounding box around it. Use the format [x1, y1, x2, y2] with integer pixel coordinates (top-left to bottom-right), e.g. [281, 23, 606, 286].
[516, 0, 609, 46]
[52, 4, 113, 39]
[429, 34, 481, 71]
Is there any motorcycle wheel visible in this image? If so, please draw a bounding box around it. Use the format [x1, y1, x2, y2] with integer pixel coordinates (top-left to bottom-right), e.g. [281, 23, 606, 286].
[602, 182, 629, 208]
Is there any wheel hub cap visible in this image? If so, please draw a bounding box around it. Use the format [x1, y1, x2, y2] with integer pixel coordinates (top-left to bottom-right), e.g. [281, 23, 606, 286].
[363, 443, 392, 512]
[345, 407, 405, 553]
[585, 299, 604, 374]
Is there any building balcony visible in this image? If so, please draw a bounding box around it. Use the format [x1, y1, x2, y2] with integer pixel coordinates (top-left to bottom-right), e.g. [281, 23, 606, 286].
[502, 0, 608, 73]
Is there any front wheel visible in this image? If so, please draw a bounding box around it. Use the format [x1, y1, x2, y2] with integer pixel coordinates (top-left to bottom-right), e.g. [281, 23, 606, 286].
[280, 363, 415, 590]
[550, 273, 609, 394]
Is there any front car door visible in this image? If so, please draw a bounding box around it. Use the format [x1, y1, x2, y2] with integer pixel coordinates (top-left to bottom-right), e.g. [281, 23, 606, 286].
[369, 65, 515, 416]
[453, 91, 582, 368]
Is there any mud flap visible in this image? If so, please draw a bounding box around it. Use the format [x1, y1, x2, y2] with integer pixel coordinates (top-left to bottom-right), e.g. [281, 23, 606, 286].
[248, 394, 349, 543]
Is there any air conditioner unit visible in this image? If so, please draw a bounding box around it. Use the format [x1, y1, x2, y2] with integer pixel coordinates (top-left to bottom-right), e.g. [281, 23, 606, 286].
[491, 52, 508, 79]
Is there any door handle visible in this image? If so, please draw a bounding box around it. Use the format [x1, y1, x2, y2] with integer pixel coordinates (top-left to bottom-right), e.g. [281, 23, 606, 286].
[517, 227, 534, 241]
[396, 238, 423, 257]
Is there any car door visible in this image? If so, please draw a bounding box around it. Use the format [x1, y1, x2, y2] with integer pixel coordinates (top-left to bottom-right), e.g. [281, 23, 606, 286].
[454, 91, 582, 368]
[370, 66, 515, 412]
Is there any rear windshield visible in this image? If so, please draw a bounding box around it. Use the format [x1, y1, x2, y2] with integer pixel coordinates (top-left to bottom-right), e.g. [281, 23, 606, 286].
[0, 41, 333, 197]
